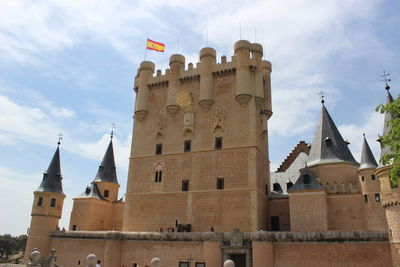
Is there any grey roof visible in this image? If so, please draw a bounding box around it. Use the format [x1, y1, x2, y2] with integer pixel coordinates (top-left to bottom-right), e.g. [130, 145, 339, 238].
[36, 146, 64, 194]
[307, 104, 358, 166]
[378, 88, 395, 166]
[358, 135, 378, 171]
[289, 165, 324, 192]
[93, 139, 118, 184]
[78, 183, 106, 200]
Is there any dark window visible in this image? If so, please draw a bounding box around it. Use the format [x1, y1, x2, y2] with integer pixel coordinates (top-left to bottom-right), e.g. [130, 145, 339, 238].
[217, 178, 224, 190]
[303, 175, 310, 185]
[72, 225, 77, 231]
[273, 183, 280, 191]
[156, 143, 162, 155]
[364, 195, 368, 203]
[287, 181, 293, 191]
[265, 184, 268, 196]
[182, 180, 189, 192]
[78, 260, 80, 265]
[375, 193, 381, 202]
[271, 216, 280, 231]
[195, 263, 206, 267]
[50, 198, 56, 207]
[104, 190, 109, 197]
[155, 171, 162, 182]
[215, 137, 222, 149]
[371, 175, 376, 180]
[179, 262, 189, 267]
[361, 176, 365, 182]
[184, 140, 191, 152]
[38, 197, 43, 206]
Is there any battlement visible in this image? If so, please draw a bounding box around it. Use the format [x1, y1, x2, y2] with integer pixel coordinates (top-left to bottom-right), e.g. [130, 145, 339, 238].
[133, 40, 272, 120]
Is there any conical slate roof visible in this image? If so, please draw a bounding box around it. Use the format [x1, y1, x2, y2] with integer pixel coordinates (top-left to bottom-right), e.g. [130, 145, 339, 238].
[36, 145, 64, 194]
[307, 104, 357, 166]
[93, 139, 118, 184]
[378, 88, 395, 166]
[77, 183, 105, 200]
[289, 165, 323, 192]
[358, 135, 378, 171]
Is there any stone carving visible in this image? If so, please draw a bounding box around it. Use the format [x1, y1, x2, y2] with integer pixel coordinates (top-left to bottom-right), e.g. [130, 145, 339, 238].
[183, 105, 194, 133]
[151, 257, 161, 267]
[155, 109, 166, 135]
[213, 100, 225, 130]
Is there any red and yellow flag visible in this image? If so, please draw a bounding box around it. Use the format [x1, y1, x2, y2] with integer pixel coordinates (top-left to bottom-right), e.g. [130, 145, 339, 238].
[146, 38, 165, 52]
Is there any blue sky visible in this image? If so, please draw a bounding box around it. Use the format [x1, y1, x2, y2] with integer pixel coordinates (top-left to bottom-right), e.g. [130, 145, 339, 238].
[0, 0, 399, 236]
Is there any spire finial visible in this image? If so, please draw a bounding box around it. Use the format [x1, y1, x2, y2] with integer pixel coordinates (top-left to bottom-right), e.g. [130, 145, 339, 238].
[319, 90, 325, 104]
[380, 70, 391, 90]
[57, 132, 63, 146]
[110, 122, 116, 139]
[363, 133, 365, 137]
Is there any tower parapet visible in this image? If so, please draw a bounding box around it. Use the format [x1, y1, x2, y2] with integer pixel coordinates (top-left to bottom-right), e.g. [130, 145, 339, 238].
[234, 40, 253, 106]
[166, 54, 185, 116]
[135, 61, 155, 121]
[199, 47, 216, 110]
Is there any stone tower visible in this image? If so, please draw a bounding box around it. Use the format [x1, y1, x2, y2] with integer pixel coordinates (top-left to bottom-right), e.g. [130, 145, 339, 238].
[123, 40, 273, 232]
[376, 85, 400, 266]
[357, 134, 387, 230]
[25, 143, 65, 260]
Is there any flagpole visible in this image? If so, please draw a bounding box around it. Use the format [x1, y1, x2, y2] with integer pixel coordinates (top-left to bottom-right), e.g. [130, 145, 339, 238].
[144, 37, 148, 61]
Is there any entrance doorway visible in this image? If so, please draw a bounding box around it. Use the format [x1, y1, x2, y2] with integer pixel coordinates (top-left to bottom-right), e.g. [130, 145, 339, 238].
[271, 216, 280, 231]
[229, 254, 246, 267]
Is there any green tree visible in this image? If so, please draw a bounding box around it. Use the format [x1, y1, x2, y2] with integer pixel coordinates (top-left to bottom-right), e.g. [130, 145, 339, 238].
[376, 93, 400, 185]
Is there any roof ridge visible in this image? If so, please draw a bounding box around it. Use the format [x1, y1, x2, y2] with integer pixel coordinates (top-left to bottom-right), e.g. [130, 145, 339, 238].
[276, 141, 310, 172]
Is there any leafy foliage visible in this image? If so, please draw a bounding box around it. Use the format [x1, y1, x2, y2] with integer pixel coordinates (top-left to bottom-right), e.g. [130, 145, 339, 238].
[0, 234, 27, 260]
[376, 92, 400, 185]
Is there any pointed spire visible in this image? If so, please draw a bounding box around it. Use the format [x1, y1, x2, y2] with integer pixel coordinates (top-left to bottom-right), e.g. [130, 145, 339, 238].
[289, 165, 323, 191]
[358, 134, 378, 170]
[93, 138, 118, 184]
[378, 82, 395, 165]
[36, 143, 64, 194]
[307, 103, 357, 166]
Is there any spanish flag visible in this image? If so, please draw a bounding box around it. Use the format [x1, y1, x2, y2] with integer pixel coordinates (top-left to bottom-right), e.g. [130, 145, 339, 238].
[146, 38, 165, 52]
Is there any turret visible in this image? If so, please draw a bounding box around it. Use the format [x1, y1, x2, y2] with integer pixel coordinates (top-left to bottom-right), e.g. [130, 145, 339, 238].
[199, 47, 216, 110]
[25, 142, 66, 261]
[358, 134, 386, 230]
[234, 40, 252, 105]
[261, 60, 272, 118]
[251, 43, 264, 109]
[135, 61, 155, 121]
[166, 54, 185, 116]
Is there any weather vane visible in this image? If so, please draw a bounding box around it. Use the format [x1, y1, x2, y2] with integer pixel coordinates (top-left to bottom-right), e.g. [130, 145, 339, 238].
[110, 122, 116, 139]
[57, 132, 63, 146]
[319, 90, 325, 104]
[380, 70, 391, 90]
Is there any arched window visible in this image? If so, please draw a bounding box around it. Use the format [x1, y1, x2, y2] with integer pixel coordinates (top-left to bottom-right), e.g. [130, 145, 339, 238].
[154, 164, 164, 183]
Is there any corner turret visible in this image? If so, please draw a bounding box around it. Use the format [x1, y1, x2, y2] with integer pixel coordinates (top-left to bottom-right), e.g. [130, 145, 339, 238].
[199, 47, 216, 110]
[234, 40, 252, 105]
[135, 61, 155, 121]
[166, 54, 185, 116]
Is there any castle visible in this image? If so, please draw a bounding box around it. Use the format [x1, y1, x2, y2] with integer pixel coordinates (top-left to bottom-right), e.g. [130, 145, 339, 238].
[24, 40, 399, 267]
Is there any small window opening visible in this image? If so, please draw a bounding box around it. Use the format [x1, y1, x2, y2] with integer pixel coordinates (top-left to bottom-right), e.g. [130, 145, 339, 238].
[179, 262, 190, 267]
[287, 181, 294, 191]
[155, 171, 162, 182]
[361, 176, 365, 182]
[265, 184, 269, 195]
[273, 183, 280, 191]
[184, 140, 191, 152]
[217, 178, 224, 190]
[38, 197, 43, 206]
[364, 195, 368, 203]
[371, 175, 376, 180]
[303, 175, 311, 185]
[156, 143, 163, 155]
[195, 263, 206, 267]
[375, 193, 380, 202]
[104, 190, 109, 197]
[182, 180, 189, 192]
[72, 225, 77, 231]
[215, 137, 222, 149]
[50, 198, 56, 207]
[78, 260, 80, 265]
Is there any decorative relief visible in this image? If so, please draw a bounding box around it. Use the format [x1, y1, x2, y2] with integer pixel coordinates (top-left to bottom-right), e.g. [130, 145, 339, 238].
[213, 100, 225, 130]
[155, 109, 166, 136]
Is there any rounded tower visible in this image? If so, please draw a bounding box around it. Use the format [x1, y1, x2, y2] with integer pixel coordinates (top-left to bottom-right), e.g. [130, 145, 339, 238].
[135, 61, 155, 121]
[199, 47, 216, 110]
[24, 142, 65, 261]
[234, 40, 252, 105]
[251, 43, 264, 109]
[261, 60, 272, 118]
[166, 54, 185, 116]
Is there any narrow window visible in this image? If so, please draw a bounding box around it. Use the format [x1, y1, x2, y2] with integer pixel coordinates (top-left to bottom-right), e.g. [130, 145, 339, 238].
[217, 178, 224, 190]
[50, 198, 56, 207]
[38, 197, 43, 206]
[273, 183, 280, 192]
[287, 181, 293, 191]
[364, 195, 368, 203]
[271, 216, 280, 231]
[104, 190, 109, 197]
[375, 193, 380, 202]
[215, 137, 222, 149]
[158, 171, 162, 182]
[182, 180, 189, 192]
[303, 175, 310, 185]
[265, 184, 269, 196]
[154, 171, 158, 182]
[72, 225, 77, 231]
[195, 263, 206, 267]
[78, 260, 80, 265]
[371, 175, 376, 180]
[156, 143, 163, 155]
[179, 262, 190, 267]
[184, 140, 191, 152]
[361, 176, 365, 182]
